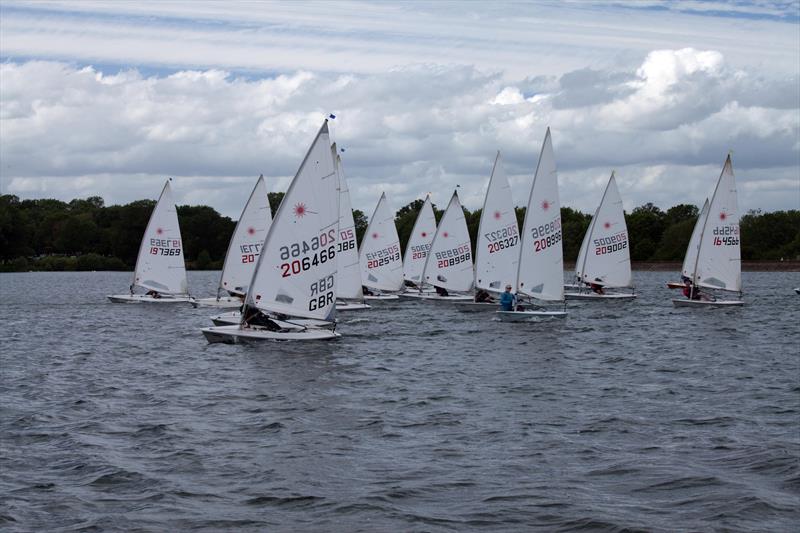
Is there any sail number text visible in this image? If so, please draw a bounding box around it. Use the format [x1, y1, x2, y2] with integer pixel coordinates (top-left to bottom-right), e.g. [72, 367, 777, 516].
[531, 218, 562, 253]
[149, 238, 181, 256]
[436, 243, 471, 268]
[240, 242, 262, 263]
[309, 274, 335, 311]
[366, 244, 401, 269]
[337, 228, 356, 253]
[410, 243, 430, 260]
[486, 224, 519, 254]
[279, 230, 337, 278]
[593, 231, 628, 255]
[712, 225, 739, 246]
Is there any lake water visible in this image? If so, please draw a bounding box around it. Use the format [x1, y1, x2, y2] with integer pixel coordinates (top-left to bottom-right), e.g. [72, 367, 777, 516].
[1, 271, 798, 532]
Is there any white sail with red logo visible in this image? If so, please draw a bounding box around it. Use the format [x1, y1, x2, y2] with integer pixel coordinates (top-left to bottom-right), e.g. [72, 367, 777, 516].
[692, 154, 741, 292]
[681, 198, 710, 281]
[132, 180, 188, 295]
[218, 175, 271, 297]
[475, 151, 519, 293]
[402, 195, 437, 285]
[575, 172, 632, 288]
[244, 121, 339, 320]
[333, 145, 363, 300]
[515, 128, 564, 302]
[423, 191, 474, 292]
[359, 193, 404, 291]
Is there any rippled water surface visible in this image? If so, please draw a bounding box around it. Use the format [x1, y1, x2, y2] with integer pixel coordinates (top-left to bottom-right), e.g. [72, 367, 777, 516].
[1, 271, 799, 531]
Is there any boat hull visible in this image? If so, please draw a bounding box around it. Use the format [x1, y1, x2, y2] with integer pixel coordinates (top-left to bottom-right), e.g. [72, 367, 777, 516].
[671, 298, 744, 307]
[190, 296, 242, 309]
[564, 292, 637, 301]
[336, 301, 372, 311]
[108, 294, 192, 304]
[399, 293, 473, 302]
[666, 282, 685, 289]
[363, 294, 400, 301]
[496, 310, 567, 321]
[202, 324, 341, 344]
[210, 311, 336, 329]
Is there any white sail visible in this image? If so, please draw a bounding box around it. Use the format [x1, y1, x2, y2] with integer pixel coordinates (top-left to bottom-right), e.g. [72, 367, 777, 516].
[402, 195, 437, 284]
[423, 191, 474, 292]
[359, 193, 404, 291]
[575, 172, 632, 288]
[692, 155, 741, 292]
[133, 180, 188, 295]
[681, 198, 710, 280]
[475, 151, 520, 293]
[245, 121, 339, 320]
[516, 128, 564, 301]
[218, 175, 271, 297]
[333, 146, 362, 300]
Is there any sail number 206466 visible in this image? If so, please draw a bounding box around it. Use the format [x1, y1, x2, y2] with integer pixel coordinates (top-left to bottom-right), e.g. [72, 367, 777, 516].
[279, 230, 337, 278]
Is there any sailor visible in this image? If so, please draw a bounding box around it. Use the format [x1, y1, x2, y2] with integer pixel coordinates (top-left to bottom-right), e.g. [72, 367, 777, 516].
[499, 284, 516, 311]
[434, 285, 449, 297]
[474, 288, 494, 303]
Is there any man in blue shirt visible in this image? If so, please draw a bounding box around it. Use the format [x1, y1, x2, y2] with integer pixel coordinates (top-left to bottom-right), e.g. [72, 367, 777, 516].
[499, 284, 516, 311]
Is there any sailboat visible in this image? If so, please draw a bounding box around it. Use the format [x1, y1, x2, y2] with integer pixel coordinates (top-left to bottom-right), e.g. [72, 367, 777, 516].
[201, 120, 341, 342]
[565, 172, 636, 300]
[358, 192, 404, 297]
[191, 175, 271, 308]
[497, 128, 567, 320]
[333, 145, 371, 310]
[456, 151, 519, 310]
[402, 194, 437, 291]
[666, 198, 709, 290]
[402, 190, 474, 301]
[108, 180, 191, 303]
[672, 154, 743, 307]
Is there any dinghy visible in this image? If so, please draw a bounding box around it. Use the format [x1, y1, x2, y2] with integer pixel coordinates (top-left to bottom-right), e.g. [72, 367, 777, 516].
[404, 190, 474, 302]
[672, 155, 743, 307]
[210, 311, 334, 329]
[107, 180, 191, 303]
[401, 194, 437, 293]
[565, 172, 636, 301]
[455, 151, 519, 312]
[191, 175, 271, 308]
[202, 120, 341, 342]
[359, 192, 404, 298]
[666, 199, 709, 289]
[332, 145, 370, 311]
[497, 128, 566, 321]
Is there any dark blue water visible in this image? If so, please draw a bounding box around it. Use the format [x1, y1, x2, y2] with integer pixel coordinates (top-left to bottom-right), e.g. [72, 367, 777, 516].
[1, 271, 798, 531]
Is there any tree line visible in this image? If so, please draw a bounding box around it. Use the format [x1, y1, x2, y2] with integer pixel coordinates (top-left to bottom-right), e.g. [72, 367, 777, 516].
[0, 193, 797, 272]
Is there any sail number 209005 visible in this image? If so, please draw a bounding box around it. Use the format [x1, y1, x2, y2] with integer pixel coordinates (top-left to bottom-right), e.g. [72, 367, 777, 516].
[279, 230, 337, 278]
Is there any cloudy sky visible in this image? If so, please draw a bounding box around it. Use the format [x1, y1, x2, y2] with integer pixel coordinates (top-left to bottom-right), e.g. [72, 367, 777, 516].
[1, 0, 798, 218]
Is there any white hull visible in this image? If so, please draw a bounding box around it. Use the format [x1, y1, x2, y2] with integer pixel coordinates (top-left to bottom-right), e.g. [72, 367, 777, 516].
[202, 324, 340, 344]
[336, 301, 372, 311]
[794, 288, 799, 295]
[189, 296, 243, 308]
[563, 283, 582, 290]
[496, 310, 567, 321]
[210, 311, 336, 329]
[454, 301, 497, 312]
[564, 292, 637, 301]
[671, 298, 744, 308]
[108, 294, 191, 304]
[399, 292, 473, 302]
[363, 294, 400, 301]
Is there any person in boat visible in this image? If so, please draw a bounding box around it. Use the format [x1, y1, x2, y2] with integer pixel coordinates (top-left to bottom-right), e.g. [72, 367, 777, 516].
[681, 279, 711, 301]
[588, 280, 605, 295]
[434, 285, 449, 297]
[500, 284, 516, 311]
[243, 306, 282, 331]
[362, 285, 375, 296]
[145, 289, 162, 299]
[474, 289, 494, 303]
